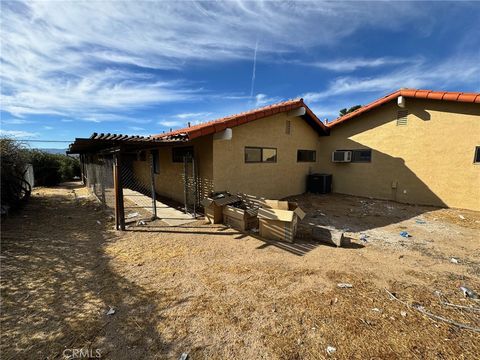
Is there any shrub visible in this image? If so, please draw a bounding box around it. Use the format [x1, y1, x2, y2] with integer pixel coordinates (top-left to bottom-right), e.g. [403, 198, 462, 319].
[29, 150, 81, 186]
[0, 137, 31, 210]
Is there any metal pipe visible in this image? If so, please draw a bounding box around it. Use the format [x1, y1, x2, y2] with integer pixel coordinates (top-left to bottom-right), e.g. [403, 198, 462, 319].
[150, 151, 157, 220]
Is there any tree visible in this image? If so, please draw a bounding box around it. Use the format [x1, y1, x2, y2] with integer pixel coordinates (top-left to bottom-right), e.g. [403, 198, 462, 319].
[339, 105, 362, 117]
[0, 137, 31, 212]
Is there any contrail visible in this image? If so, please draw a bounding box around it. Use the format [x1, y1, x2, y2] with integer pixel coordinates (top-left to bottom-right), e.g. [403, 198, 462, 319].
[250, 39, 259, 98]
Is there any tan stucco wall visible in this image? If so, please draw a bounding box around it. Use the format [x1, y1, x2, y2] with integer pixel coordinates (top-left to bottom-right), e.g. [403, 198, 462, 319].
[212, 113, 321, 199]
[319, 99, 480, 210]
[131, 136, 214, 204]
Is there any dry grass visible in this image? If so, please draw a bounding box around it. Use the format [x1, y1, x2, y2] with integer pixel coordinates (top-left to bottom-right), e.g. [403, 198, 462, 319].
[1, 184, 479, 359]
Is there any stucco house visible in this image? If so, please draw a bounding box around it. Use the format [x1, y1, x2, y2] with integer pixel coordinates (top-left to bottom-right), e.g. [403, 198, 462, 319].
[69, 89, 480, 212]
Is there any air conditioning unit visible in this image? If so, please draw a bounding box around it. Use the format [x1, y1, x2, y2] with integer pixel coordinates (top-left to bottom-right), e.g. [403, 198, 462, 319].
[332, 150, 352, 163]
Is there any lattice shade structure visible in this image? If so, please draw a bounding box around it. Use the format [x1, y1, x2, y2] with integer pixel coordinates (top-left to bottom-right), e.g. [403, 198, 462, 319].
[67, 132, 187, 154]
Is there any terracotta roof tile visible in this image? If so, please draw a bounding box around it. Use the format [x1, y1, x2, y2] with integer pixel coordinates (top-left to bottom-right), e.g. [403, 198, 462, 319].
[327, 89, 480, 128]
[154, 99, 329, 140]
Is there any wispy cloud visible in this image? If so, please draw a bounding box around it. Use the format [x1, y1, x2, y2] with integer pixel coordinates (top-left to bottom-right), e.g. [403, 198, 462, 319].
[0, 118, 32, 125]
[302, 53, 480, 103]
[303, 57, 423, 72]
[0, 129, 39, 138]
[254, 94, 281, 107]
[174, 112, 212, 120]
[1, 1, 427, 119]
[158, 111, 214, 128]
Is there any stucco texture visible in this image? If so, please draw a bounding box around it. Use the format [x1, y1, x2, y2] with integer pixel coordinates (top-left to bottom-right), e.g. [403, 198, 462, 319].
[131, 136, 213, 204]
[319, 99, 480, 210]
[213, 113, 320, 199]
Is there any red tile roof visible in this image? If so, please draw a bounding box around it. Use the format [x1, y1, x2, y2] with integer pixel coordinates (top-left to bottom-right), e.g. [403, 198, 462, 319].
[327, 89, 480, 128]
[154, 99, 329, 140]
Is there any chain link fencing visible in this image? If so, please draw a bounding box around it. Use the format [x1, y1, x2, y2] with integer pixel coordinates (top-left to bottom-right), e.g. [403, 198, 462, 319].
[82, 151, 200, 228]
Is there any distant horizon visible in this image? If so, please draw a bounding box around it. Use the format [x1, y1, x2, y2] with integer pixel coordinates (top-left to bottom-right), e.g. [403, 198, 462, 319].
[1, 1, 479, 148]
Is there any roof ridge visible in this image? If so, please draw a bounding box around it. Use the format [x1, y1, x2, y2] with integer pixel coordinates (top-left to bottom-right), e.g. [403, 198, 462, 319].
[327, 89, 480, 128]
[154, 98, 306, 139]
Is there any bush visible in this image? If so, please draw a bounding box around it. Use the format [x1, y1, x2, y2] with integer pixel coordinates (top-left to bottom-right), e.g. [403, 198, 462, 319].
[29, 150, 81, 186]
[0, 137, 31, 210]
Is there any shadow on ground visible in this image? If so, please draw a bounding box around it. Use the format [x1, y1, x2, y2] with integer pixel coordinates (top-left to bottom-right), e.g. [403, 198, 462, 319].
[0, 184, 180, 359]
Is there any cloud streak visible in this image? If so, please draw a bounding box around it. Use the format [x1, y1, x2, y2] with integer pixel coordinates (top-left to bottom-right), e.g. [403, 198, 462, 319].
[1, 1, 428, 119]
[302, 53, 480, 103]
[250, 39, 259, 98]
[303, 57, 424, 72]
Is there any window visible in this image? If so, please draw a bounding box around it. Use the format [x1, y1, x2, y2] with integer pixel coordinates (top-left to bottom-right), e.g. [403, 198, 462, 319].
[351, 149, 372, 163]
[474, 146, 480, 164]
[151, 150, 159, 174]
[245, 147, 277, 163]
[172, 146, 194, 163]
[397, 109, 408, 126]
[297, 150, 316, 162]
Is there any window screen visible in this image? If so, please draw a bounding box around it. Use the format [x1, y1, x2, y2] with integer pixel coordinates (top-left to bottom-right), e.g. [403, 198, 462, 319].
[151, 150, 159, 174]
[297, 150, 316, 162]
[172, 146, 194, 163]
[475, 146, 480, 163]
[245, 147, 277, 163]
[351, 149, 372, 163]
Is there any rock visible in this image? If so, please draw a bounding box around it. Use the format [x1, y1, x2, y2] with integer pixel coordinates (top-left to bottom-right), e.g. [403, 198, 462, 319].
[326, 346, 336, 356]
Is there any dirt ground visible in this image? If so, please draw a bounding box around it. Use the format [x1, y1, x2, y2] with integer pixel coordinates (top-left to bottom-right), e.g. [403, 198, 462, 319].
[1, 183, 479, 359]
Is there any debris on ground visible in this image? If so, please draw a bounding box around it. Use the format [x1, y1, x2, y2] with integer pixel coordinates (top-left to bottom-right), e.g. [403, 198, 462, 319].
[179, 353, 189, 360]
[459, 215, 466, 220]
[126, 212, 140, 219]
[136, 220, 147, 226]
[106, 307, 116, 315]
[337, 283, 353, 289]
[326, 346, 337, 356]
[460, 286, 479, 299]
[371, 308, 381, 312]
[400, 311, 407, 317]
[399, 231, 411, 238]
[96, 220, 101, 225]
[415, 219, 427, 224]
[359, 233, 369, 242]
[450, 257, 460, 264]
[3, 186, 480, 359]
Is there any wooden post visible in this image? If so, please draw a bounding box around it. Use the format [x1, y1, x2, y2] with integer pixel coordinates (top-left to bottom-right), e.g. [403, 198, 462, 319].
[114, 152, 125, 230]
[113, 160, 119, 229]
[183, 156, 188, 214]
[192, 156, 196, 219]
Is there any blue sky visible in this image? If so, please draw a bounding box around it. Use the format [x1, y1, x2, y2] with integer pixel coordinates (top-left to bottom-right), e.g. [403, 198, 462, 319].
[1, 1, 479, 148]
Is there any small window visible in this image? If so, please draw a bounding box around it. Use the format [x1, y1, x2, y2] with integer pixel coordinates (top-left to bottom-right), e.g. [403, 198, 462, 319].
[151, 150, 159, 174]
[297, 150, 316, 162]
[397, 110, 408, 126]
[172, 146, 194, 163]
[474, 146, 480, 164]
[245, 147, 277, 163]
[351, 149, 372, 163]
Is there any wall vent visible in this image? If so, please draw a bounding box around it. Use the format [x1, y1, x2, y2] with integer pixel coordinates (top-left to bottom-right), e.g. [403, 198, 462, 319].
[285, 120, 291, 134]
[397, 109, 408, 126]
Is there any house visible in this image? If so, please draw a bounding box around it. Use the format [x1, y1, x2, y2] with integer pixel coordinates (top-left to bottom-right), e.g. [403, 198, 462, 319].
[321, 89, 480, 211]
[130, 99, 329, 203]
[68, 89, 480, 214]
